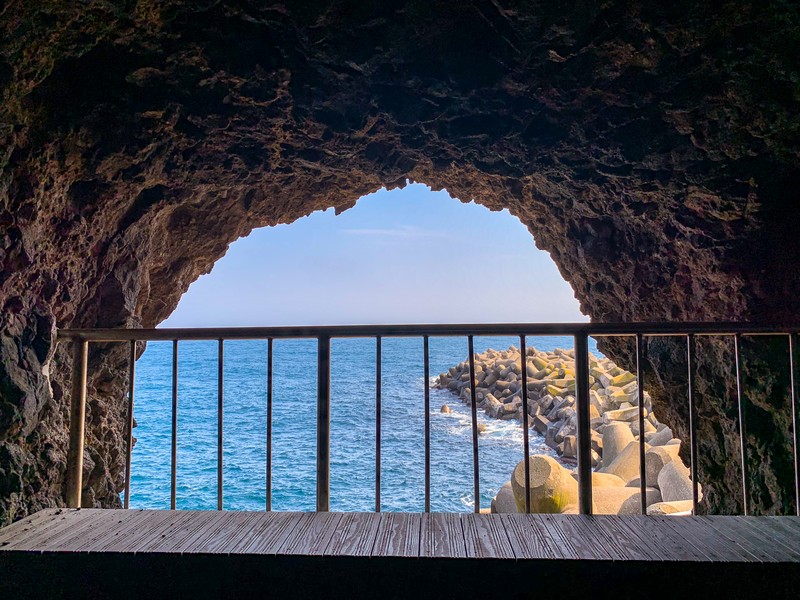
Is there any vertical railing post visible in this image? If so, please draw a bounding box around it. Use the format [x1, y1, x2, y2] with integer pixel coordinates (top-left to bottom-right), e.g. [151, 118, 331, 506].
[65, 338, 88, 508]
[574, 331, 593, 515]
[790, 333, 800, 516]
[467, 336, 480, 513]
[123, 340, 136, 509]
[635, 334, 647, 515]
[170, 340, 178, 510]
[217, 339, 224, 511]
[734, 333, 749, 515]
[423, 335, 431, 513]
[687, 334, 700, 513]
[375, 336, 382, 513]
[519, 335, 531, 514]
[317, 335, 331, 512]
[266, 338, 273, 512]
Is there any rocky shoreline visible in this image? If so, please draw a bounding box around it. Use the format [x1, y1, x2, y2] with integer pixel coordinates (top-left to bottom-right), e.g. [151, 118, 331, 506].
[435, 346, 699, 515]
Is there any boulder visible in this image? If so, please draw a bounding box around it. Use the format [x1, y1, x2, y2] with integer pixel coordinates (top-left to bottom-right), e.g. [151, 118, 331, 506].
[510, 455, 579, 513]
[539, 394, 555, 413]
[658, 461, 694, 502]
[590, 430, 603, 454]
[499, 397, 521, 419]
[646, 500, 694, 516]
[603, 406, 640, 423]
[600, 441, 649, 484]
[532, 414, 550, 435]
[635, 419, 657, 436]
[592, 486, 659, 515]
[648, 426, 674, 447]
[645, 445, 682, 486]
[555, 420, 575, 443]
[611, 371, 636, 386]
[490, 482, 518, 514]
[617, 488, 662, 514]
[562, 435, 577, 458]
[544, 424, 560, 451]
[570, 471, 626, 488]
[601, 422, 635, 466]
[483, 393, 503, 419]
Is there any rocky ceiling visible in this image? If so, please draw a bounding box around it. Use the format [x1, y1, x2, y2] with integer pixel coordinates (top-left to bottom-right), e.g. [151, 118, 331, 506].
[1, 1, 799, 523]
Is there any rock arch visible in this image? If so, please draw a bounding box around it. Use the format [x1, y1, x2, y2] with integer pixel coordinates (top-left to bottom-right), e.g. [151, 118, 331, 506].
[1, 1, 799, 521]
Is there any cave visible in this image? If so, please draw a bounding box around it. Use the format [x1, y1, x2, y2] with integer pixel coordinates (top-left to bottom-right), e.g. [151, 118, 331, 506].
[1, 1, 799, 524]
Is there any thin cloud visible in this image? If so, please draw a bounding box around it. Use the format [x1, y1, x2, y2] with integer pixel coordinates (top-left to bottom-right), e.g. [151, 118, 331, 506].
[341, 226, 456, 240]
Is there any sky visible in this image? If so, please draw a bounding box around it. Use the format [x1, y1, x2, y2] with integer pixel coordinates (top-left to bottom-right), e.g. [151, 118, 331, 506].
[161, 183, 587, 327]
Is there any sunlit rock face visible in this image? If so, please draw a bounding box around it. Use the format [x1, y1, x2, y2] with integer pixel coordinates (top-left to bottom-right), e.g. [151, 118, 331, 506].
[1, 1, 798, 522]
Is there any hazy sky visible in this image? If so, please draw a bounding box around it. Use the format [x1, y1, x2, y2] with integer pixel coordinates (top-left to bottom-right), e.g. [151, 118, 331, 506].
[161, 183, 587, 326]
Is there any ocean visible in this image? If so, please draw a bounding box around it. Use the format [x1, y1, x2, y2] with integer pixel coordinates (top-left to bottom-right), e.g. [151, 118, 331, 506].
[128, 335, 599, 512]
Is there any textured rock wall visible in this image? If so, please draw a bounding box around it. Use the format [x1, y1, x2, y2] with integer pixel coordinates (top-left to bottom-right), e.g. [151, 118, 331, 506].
[1, 1, 799, 522]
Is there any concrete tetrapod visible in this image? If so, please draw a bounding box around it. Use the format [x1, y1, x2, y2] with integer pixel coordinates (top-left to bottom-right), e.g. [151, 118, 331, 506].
[511, 455, 579, 514]
[600, 422, 635, 467]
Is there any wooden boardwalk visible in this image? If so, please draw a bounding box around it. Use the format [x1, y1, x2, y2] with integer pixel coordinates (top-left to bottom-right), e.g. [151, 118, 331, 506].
[2, 509, 799, 598]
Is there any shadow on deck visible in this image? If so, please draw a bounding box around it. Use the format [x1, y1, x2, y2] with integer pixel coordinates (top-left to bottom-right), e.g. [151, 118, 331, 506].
[1, 509, 799, 599]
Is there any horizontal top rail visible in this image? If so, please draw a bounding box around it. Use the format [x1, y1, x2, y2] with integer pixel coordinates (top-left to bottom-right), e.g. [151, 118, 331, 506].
[57, 322, 799, 342]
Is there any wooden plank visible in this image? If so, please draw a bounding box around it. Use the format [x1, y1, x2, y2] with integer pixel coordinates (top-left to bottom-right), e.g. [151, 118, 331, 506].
[247, 512, 312, 555]
[462, 513, 514, 559]
[223, 512, 299, 554]
[92, 510, 177, 553]
[161, 511, 232, 554]
[0, 509, 91, 550]
[584, 515, 663, 561]
[0, 509, 66, 547]
[763, 517, 800, 553]
[420, 513, 466, 558]
[699, 517, 781, 562]
[325, 512, 381, 557]
[6, 508, 106, 551]
[733, 517, 800, 561]
[741, 517, 800, 562]
[138, 511, 226, 553]
[571, 516, 639, 561]
[530, 514, 581, 560]
[542, 515, 612, 561]
[607, 516, 682, 562]
[648, 516, 731, 561]
[371, 513, 420, 558]
[499, 514, 565, 560]
[53, 510, 154, 552]
[185, 511, 265, 554]
[608, 517, 679, 562]
[705, 517, 789, 562]
[6, 508, 795, 566]
[280, 512, 343, 555]
[654, 516, 755, 562]
[766, 516, 800, 533]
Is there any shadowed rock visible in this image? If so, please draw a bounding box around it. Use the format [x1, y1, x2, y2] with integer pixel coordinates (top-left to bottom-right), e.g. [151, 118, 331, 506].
[1, 1, 800, 523]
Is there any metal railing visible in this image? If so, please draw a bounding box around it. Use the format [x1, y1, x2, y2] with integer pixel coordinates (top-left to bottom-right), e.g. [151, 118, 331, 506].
[57, 322, 800, 516]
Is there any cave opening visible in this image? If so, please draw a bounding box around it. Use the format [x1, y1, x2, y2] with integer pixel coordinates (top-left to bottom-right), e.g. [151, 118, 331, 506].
[129, 182, 598, 512]
[160, 182, 586, 328]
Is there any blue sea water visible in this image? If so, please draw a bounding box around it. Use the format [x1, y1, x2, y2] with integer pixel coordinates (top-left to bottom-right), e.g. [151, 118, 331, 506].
[127, 335, 599, 512]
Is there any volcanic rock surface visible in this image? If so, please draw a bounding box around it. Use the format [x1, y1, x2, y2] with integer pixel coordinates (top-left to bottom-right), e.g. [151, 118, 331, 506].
[1, 1, 799, 523]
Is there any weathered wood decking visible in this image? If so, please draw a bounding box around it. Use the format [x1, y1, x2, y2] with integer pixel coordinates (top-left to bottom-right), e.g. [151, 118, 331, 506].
[2, 509, 799, 598]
